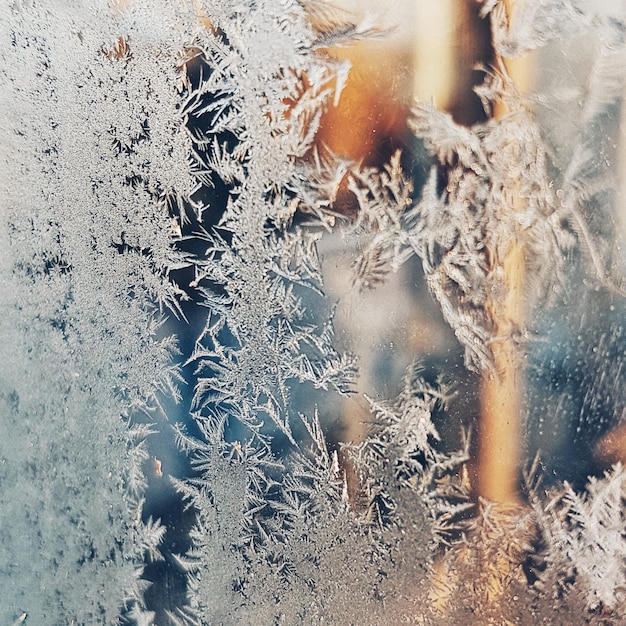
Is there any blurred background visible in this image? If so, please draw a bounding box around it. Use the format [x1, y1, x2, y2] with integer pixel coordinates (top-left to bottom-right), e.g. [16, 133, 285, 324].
[309, 0, 626, 495]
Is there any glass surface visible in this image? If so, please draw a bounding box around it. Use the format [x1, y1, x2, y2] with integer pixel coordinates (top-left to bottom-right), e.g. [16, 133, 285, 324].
[0, 1, 624, 623]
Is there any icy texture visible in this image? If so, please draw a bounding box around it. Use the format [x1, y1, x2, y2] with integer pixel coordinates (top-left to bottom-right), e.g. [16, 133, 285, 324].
[1, 0, 625, 624]
[164, 2, 455, 622]
[0, 1, 193, 622]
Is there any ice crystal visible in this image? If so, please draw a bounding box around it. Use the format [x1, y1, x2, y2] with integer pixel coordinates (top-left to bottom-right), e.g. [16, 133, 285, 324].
[409, 78, 571, 370]
[532, 464, 626, 615]
[183, 0, 358, 445]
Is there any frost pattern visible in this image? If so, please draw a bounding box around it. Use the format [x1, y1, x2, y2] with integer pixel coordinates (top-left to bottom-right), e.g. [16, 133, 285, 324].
[1, 0, 625, 624]
[182, 0, 359, 445]
[409, 85, 569, 370]
[0, 1, 194, 622]
[532, 464, 626, 613]
[170, 370, 467, 624]
[163, 1, 450, 622]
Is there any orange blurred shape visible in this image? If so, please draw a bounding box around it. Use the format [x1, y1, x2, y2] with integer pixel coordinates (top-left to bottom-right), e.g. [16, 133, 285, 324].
[595, 419, 626, 466]
[316, 41, 413, 166]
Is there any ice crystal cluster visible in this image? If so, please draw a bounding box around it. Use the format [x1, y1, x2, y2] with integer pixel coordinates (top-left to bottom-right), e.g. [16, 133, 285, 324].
[0, 0, 625, 624]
